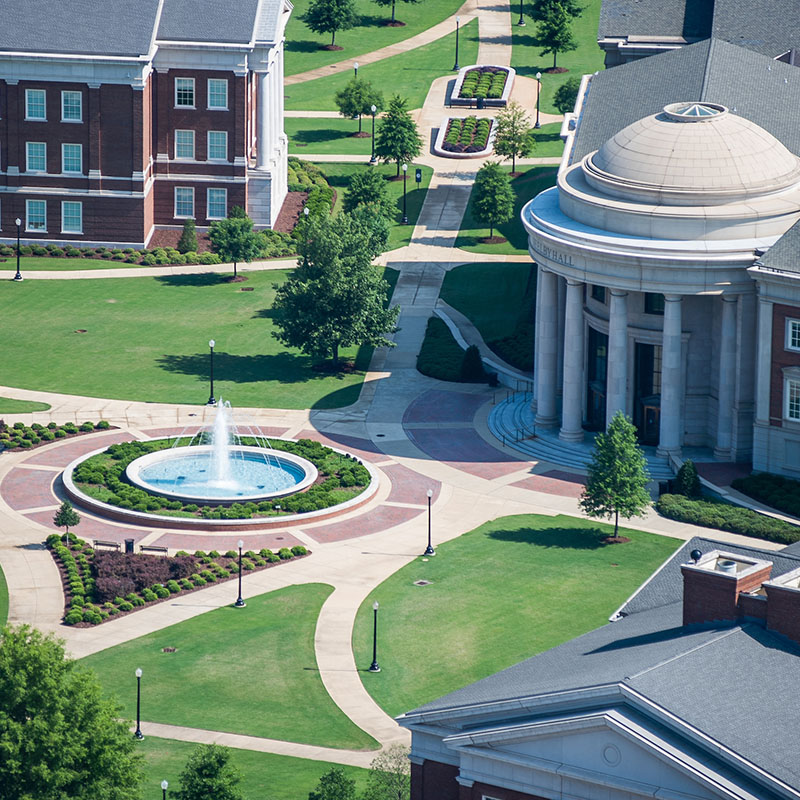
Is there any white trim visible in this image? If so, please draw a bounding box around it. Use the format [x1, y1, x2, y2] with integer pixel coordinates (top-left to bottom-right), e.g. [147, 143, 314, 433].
[25, 141, 47, 173]
[1, 186, 146, 199]
[174, 76, 195, 108]
[784, 374, 800, 421]
[60, 89, 83, 123]
[785, 318, 800, 352]
[207, 77, 229, 110]
[173, 186, 195, 219]
[206, 187, 227, 220]
[60, 200, 83, 234]
[174, 129, 195, 160]
[24, 88, 46, 121]
[156, 173, 247, 184]
[25, 198, 47, 232]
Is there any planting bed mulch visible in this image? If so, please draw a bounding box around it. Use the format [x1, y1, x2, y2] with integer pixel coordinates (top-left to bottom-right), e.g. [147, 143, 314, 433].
[442, 116, 493, 153]
[481, 235, 507, 244]
[545, 67, 568, 74]
[458, 66, 508, 100]
[149, 229, 213, 253]
[0, 419, 116, 452]
[274, 190, 309, 234]
[48, 534, 311, 626]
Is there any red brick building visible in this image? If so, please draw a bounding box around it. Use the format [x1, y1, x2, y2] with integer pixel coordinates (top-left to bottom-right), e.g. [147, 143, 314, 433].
[0, 0, 290, 248]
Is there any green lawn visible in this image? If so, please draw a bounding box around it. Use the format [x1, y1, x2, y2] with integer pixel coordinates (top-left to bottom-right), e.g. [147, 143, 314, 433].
[0, 256, 141, 271]
[139, 737, 370, 800]
[320, 162, 431, 250]
[287, 117, 376, 155]
[285, 19, 479, 111]
[285, 0, 463, 76]
[0, 397, 51, 414]
[530, 122, 564, 158]
[0, 565, 8, 627]
[511, 0, 605, 115]
[83, 584, 377, 750]
[456, 165, 557, 254]
[352, 514, 679, 717]
[0, 268, 397, 410]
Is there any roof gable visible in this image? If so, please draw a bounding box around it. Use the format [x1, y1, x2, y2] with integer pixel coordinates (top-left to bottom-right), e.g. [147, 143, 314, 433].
[598, 0, 713, 41]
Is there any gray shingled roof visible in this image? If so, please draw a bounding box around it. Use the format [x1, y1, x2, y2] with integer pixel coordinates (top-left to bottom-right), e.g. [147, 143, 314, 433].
[711, 0, 800, 57]
[598, 0, 713, 40]
[0, 0, 161, 57]
[755, 218, 800, 274]
[572, 38, 800, 162]
[157, 0, 262, 44]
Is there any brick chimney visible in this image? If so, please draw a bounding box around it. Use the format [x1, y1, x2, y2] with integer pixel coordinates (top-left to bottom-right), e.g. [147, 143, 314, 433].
[764, 567, 800, 644]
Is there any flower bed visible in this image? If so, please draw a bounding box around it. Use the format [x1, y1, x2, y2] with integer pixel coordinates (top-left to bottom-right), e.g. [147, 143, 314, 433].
[47, 534, 309, 626]
[451, 65, 515, 107]
[433, 116, 497, 158]
[0, 419, 113, 451]
[731, 471, 800, 519]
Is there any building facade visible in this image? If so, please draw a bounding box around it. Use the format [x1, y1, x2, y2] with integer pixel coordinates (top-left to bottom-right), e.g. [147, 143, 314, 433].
[0, 0, 290, 248]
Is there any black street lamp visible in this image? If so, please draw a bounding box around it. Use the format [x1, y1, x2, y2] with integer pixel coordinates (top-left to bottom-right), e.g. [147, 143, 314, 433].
[401, 163, 408, 225]
[535, 72, 542, 129]
[161, 780, 168, 800]
[234, 538, 246, 608]
[354, 61, 359, 79]
[453, 16, 460, 71]
[370, 104, 377, 164]
[424, 488, 435, 556]
[207, 339, 216, 406]
[368, 601, 380, 672]
[14, 217, 22, 282]
[517, 0, 526, 25]
[134, 667, 144, 740]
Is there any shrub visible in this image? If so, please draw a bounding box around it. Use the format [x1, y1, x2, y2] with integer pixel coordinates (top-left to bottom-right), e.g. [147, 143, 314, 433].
[79, 422, 94, 432]
[83, 609, 102, 624]
[190, 574, 207, 586]
[208, 550, 220, 558]
[154, 585, 170, 599]
[194, 550, 207, 558]
[225, 550, 238, 559]
[731, 472, 800, 518]
[278, 547, 293, 560]
[166, 580, 181, 594]
[142, 588, 158, 602]
[118, 602, 133, 612]
[460, 344, 486, 382]
[70, 595, 85, 608]
[95, 420, 111, 430]
[177, 218, 198, 253]
[291, 545, 308, 556]
[675, 460, 701, 498]
[180, 578, 193, 590]
[64, 609, 83, 625]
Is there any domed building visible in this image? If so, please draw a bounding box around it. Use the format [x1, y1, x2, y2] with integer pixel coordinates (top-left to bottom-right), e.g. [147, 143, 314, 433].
[522, 40, 800, 475]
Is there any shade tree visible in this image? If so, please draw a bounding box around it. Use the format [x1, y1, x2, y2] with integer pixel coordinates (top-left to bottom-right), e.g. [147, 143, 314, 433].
[493, 101, 535, 173]
[334, 78, 384, 135]
[301, 0, 359, 48]
[374, 95, 422, 177]
[471, 161, 515, 240]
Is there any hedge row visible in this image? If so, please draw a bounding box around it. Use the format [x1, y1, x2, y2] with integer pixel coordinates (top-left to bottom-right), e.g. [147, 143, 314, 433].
[459, 67, 508, 100]
[442, 117, 492, 154]
[731, 471, 800, 519]
[0, 419, 110, 450]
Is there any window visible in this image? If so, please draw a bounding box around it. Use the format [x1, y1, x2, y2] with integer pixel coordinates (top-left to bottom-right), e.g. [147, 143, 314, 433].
[644, 293, 665, 315]
[175, 78, 195, 108]
[174, 187, 194, 218]
[25, 89, 46, 120]
[62, 143, 82, 173]
[787, 319, 800, 352]
[61, 90, 82, 122]
[26, 142, 46, 172]
[207, 188, 227, 219]
[61, 201, 82, 233]
[786, 378, 800, 421]
[174, 129, 195, 160]
[26, 199, 47, 231]
[207, 79, 228, 109]
[591, 285, 607, 303]
[207, 130, 228, 160]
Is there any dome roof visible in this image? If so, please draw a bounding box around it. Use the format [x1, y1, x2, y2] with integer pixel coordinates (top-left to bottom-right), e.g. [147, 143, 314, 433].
[584, 102, 800, 203]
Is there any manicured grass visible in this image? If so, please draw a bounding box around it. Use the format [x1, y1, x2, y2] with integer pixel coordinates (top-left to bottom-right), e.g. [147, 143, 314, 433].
[530, 121, 564, 157]
[139, 737, 369, 799]
[284, 0, 463, 76]
[320, 162, 432, 250]
[0, 564, 8, 627]
[0, 397, 51, 414]
[416, 316, 467, 382]
[83, 584, 377, 750]
[511, 0, 604, 115]
[287, 117, 375, 155]
[353, 514, 680, 717]
[456, 165, 557, 254]
[285, 19, 479, 111]
[1, 256, 142, 271]
[0, 268, 397, 410]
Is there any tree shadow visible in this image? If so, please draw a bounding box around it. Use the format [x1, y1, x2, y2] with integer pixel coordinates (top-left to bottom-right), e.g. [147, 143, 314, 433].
[153, 273, 230, 288]
[285, 40, 326, 55]
[292, 128, 358, 146]
[487, 526, 609, 549]
[533, 130, 561, 146]
[251, 308, 276, 320]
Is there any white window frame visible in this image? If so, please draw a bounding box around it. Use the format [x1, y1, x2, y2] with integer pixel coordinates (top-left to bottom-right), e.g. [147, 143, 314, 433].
[174, 77, 195, 108]
[61, 201, 83, 234]
[207, 78, 228, 110]
[26, 141, 46, 173]
[26, 199, 47, 232]
[174, 187, 194, 219]
[62, 143, 82, 174]
[61, 90, 82, 122]
[25, 89, 46, 121]
[207, 188, 227, 220]
[174, 129, 195, 160]
[207, 130, 228, 161]
[786, 319, 800, 352]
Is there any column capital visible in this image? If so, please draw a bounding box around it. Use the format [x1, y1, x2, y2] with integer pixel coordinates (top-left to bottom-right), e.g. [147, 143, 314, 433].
[664, 293, 682, 303]
[720, 294, 738, 304]
[566, 278, 584, 287]
[610, 288, 628, 298]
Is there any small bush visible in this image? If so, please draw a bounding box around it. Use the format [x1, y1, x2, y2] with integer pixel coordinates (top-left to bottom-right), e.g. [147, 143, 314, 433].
[118, 602, 134, 612]
[675, 460, 701, 498]
[166, 579, 181, 594]
[225, 550, 238, 559]
[154, 585, 170, 599]
[64, 610, 83, 625]
[291, 545, 308, 556]
[278, 547, 293, 560]
[180, 578, 193, 590]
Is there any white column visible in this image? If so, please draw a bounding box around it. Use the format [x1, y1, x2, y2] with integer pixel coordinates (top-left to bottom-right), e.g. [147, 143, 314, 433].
[714, 295, 738, 459]
[755, 294, 773, 425]
[531, 265, 543, 415]
[535, 269, 558, 428]
[256, 71, 270, 169]
[605, 289, 628, 424]
[658, 294, 683, 456]
[559, 279, 585, 442]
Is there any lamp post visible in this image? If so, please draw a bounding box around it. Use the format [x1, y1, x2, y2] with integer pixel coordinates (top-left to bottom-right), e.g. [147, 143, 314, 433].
[535, 72, 542, 129]
[517, 0, 525, 25]
[354, 61, 359, 78]
[453, 16, 460, 71]
[14, 218, 22, 282]
[370, 104, 377, 164]
[368, 601, 380, 672]
[424, 488, 435, 556]
[207, 339, 216, 406]
[134, 667, 144, 740]
[401, 163, 408, 224]
[234, 539, 246, 607]
[161, 780, 168, 800]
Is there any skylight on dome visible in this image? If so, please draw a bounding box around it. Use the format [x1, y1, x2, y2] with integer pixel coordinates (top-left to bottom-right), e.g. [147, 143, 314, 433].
[674, 103, 721, 117]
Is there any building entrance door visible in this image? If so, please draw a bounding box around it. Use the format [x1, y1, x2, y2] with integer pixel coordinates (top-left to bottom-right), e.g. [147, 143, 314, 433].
[634, 343, 662, 445]
[586, 327, 608, 430]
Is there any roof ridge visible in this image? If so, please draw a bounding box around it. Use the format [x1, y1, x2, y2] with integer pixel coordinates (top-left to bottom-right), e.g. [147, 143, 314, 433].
[699, 36, 715, 99]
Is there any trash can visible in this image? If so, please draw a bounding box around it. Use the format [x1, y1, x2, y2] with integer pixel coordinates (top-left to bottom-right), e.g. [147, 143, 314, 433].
[476, 97, 485, 110]
[125, 538, 135, 554]
[488, 371, 499, 387]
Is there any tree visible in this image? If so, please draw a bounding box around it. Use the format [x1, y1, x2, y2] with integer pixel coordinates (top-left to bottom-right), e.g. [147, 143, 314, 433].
[536, 3, 577, 70]
[347, 203, 391, 255]
[460, 345, 486, 382]
[362, 744, 411, 800]
[228, 205, 247, 219]
[373, 0, 419, 25]
[579, 411, 651, 539]
[308, 767, 356, 800]
[493, 101, 535, 173]
[471, 161, 515, 239]
[374, 95, 422, 177]
[174, 744, 242, 800]
[334, 78, 384, 134]
[343, 169, 393, 217]
[301, 0, 359, 48]
[553, 75, 582, 114]
[208, 215, 263, 279]
[272, 212, 399, 367]
[675, 459, 701, 499]
[53, 499, 80, 542]
[0, 624, 143, 800]
[176, 218, 197, 254]
[530, 0, 583, 19]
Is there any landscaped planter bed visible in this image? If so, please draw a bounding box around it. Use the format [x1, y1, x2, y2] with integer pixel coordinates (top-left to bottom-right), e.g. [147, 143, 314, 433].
[48, 534, 310, 626]
[451, 65, 515, 107]
[433, 116, 497, 158]
[0, 419, 114, 451]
